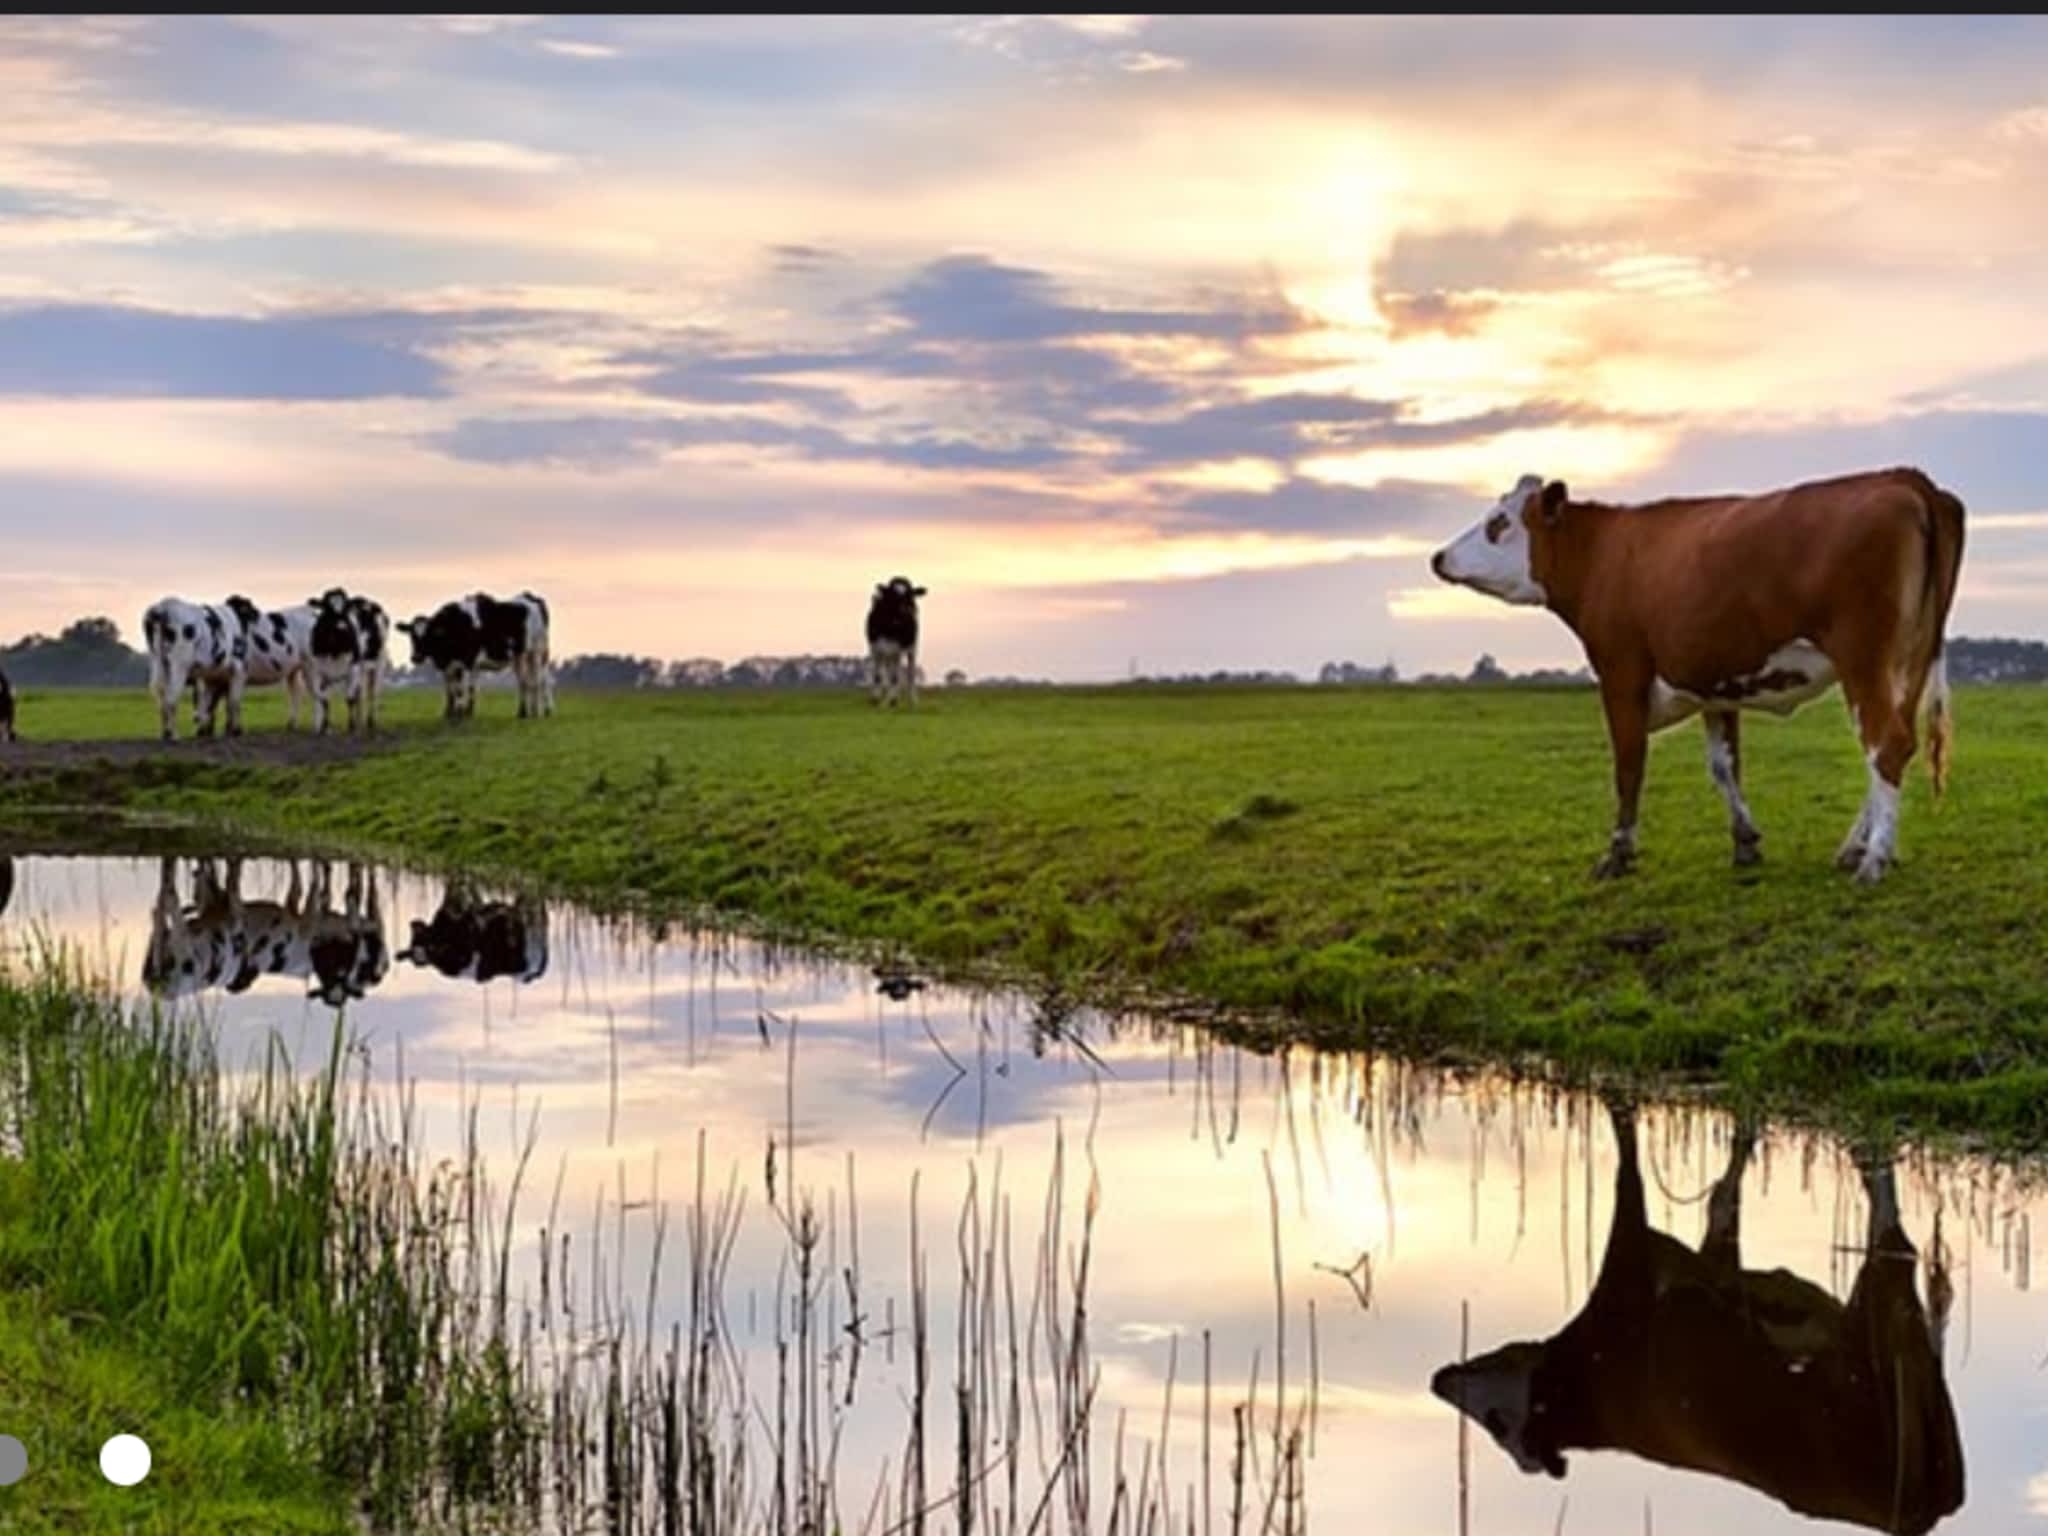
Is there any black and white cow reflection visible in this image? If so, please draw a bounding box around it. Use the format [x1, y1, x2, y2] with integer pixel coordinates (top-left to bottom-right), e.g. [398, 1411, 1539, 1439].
[398, 882, 548, 985]
[1432, 1099, 1964, 1536]
[143, 857, 389, 1007]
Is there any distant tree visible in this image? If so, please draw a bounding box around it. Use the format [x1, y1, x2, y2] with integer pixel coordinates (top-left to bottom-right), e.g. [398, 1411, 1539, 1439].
[944, 669, 968, 688]
[556, 652, 664, 689]
[1467, 652, 1508, 685]
[1947, 636, 2048, 684]
[1, 615, 149, 687]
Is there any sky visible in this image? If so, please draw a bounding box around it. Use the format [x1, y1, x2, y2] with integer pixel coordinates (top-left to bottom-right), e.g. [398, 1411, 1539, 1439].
[5, 14, 2048, 680]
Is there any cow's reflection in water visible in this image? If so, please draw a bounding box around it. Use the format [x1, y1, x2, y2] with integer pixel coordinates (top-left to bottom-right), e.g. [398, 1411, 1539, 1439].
[399, 882, 547, 985]
[1434, 1099, 1963, 1536]
[144, 857, 389, 1007]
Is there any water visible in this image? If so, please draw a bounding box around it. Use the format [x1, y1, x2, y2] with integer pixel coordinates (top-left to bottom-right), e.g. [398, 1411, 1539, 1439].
[1, 845, 2045, 1536]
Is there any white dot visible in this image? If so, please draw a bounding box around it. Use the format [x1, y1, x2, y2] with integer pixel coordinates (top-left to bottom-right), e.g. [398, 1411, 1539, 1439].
[99, 1434, 150, 1486]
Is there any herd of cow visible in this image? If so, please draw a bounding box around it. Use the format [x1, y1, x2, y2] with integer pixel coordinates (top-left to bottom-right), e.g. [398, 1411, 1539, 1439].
[140, 587, 557, 741]
[130, 576, 932, 737]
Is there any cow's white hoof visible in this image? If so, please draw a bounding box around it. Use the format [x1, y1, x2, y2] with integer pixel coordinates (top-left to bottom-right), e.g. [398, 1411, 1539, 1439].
[1854, 854, 1891, 886]
[1834, 842, 1867, 873]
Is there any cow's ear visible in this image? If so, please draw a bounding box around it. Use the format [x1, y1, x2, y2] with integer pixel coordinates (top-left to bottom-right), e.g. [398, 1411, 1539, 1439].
[1540, 480, 1569, 526]
[913, 586, 928, 597]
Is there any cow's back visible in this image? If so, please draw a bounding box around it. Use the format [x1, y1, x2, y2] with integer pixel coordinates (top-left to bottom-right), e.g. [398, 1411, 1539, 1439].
[1586, 470, 1941, 691]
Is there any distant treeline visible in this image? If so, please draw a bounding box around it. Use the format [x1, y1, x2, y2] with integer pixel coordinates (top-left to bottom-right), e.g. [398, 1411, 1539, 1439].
[8, 620, 2048, 690]
[555, 653, 898, 690]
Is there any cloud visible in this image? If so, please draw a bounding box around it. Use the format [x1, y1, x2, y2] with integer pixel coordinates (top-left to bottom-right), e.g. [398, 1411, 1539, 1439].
[1625, 408, 2048, 512]
[0, 303, 448, 400]
[1167, 476, 1474, 535]
[767, 242, 845, 274]
[1376, 288, 1498, 340]
[1114, 395, 1610, 470]
[629, 363, 857, 415]
[882, 255, 1300, 345]
[427, 412, 1072, 474]
[535, 38, 620, 61]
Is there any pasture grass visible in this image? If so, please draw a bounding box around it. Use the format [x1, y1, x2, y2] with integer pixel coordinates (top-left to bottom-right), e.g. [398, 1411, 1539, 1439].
[10, 680, 2048, 1148]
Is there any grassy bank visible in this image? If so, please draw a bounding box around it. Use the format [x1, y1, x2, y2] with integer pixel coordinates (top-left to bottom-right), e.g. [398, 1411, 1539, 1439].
[10, 682, 2048, 1145]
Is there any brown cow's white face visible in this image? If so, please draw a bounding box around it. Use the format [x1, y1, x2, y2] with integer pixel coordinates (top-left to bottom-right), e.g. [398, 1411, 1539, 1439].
[1430, 474, 1548, 607]
[1431, 1343, 1564, 1478]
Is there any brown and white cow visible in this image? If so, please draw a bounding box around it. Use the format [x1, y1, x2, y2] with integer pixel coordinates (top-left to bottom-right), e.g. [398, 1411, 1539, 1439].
[1430, 467, 1966, 883]
[1433, 1099, 1964, 1536]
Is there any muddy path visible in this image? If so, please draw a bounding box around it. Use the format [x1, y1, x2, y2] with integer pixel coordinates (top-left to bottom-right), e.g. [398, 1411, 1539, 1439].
[0, 727, 414, 776]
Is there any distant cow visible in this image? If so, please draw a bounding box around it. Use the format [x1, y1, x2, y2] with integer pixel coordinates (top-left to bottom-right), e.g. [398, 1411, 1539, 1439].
[398, 881, 548, 985]
[398, 591, 553, 721]
[1430, 467, 1966, 883]
[142, 857, 389, 1007]
[1433, 1099, 1963, 1536]
[0, 665, 14, 743]
[142, 597, 248, 740]
[303, 588, 392, 733]
[866, 576, 926, 708]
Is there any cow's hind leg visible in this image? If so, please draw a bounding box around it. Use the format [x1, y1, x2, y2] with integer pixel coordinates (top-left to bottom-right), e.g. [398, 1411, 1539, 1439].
[1838, 665, 1920, 884]
[224, 664, 247, 738]
[1703, 711, 1762, 867]
[1700, 1116, 1757, 1269]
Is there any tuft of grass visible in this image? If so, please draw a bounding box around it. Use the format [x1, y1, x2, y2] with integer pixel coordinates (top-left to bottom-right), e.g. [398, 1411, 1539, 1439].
[12, 681, 2048, 1148]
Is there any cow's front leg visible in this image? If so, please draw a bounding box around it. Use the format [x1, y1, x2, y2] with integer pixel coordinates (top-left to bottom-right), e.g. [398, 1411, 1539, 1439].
[906, 646, 919, 709]
[1594, 671, 1650, 878]
[158, 664, 188, 742]
[1703, 711, 1762, 866]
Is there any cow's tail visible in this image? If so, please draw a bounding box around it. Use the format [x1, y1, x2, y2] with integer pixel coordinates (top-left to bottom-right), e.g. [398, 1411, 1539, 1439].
[1913, 473, 1966, 800]
[142, 603, 171, 696]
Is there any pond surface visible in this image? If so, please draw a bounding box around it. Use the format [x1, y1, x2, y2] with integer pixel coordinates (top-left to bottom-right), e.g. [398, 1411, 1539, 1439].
[1, 845, 2045, 1536]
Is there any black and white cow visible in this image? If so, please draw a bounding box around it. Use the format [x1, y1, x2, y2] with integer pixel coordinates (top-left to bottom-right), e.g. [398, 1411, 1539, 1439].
[397, 591, 553, 721]
[349, 593, 392, 732]
[303, 588, 392, 734]
[398, 881, 548, 985]
[143, 596, 247, 740]
[223, 595, 314, 729]
[865, 576, 926, 708]
[142, 857, 389, 1007]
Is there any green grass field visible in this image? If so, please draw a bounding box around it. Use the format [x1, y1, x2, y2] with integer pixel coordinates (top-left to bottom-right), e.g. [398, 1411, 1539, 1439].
[8, 679, 2048, 1147]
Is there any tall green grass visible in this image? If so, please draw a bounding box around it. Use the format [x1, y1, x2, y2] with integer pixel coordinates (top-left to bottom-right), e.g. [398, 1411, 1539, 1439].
[0, 946, 539, 1530]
